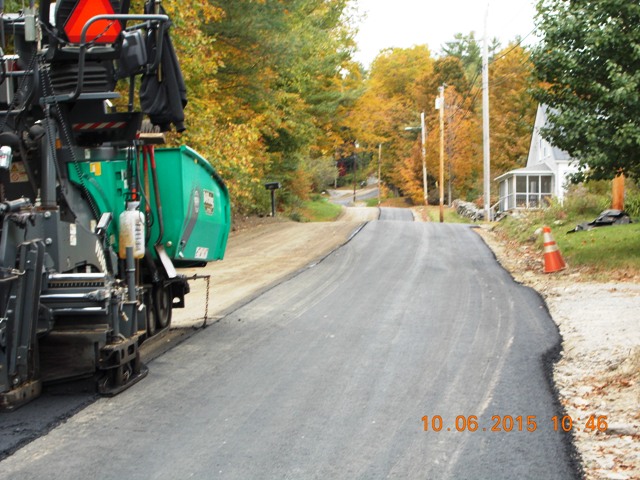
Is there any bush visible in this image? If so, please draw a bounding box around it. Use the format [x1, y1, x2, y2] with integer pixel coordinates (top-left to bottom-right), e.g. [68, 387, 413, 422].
[303, 157, 338, 192]
[562, 184, 610, 217]
[624, 180, 640, 219]
[626, 194, 640, 219]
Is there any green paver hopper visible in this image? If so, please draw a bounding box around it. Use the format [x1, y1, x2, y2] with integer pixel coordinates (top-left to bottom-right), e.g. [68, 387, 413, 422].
[150, 146, 231, 265]
[70, 146, 231, 267]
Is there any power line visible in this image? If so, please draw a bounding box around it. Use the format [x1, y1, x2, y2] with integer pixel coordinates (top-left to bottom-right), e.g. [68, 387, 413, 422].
[489, 27, 537, 65]
[488, 56, 533, 89]
[420, 27, 536, 127]
[444, 36, 535, 121]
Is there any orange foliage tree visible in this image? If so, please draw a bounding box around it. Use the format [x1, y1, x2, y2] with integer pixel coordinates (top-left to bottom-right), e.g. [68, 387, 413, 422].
[349, 38, 537, 205]
[346, 46, 435, 199]
[489, 45, 538, 180]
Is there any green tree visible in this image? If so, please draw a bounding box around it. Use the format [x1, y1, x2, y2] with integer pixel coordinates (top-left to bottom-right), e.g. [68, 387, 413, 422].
[532, 0, 640, 180]
[207, 0, 359, 206]
[441, 32, 500, 80]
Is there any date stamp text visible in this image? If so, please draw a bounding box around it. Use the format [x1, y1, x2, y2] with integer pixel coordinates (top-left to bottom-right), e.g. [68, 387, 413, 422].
[421, 415, 608, 433]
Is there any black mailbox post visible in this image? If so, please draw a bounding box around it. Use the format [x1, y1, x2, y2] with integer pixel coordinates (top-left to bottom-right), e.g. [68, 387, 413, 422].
[264, 182, 281, 217]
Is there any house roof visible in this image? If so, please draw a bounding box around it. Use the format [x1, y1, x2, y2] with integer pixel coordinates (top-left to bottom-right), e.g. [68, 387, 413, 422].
[551, 146, 572, 161]
[538, 105, 573, 161]
[495, 163, 552, 182]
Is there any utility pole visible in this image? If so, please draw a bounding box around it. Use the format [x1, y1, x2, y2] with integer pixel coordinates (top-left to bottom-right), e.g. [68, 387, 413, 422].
[404, 114, 428, 205]
[482, 4, 491, 221]
[420, 112, 428, 205]
[438, 85, 445, 223]
[352, 155, 357, 204]
[353, 143, 358, 204]
[378, 143, 382, 206]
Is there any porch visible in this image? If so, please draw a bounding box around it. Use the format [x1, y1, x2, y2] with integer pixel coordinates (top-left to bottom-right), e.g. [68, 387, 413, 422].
[496, 165, 554, 212]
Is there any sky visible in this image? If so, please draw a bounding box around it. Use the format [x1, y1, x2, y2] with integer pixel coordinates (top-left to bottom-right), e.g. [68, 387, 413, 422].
[352, 0, 538, 67]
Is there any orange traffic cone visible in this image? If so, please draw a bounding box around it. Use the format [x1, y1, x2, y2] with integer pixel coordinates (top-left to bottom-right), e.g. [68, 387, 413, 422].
[543, 225, 566, 273]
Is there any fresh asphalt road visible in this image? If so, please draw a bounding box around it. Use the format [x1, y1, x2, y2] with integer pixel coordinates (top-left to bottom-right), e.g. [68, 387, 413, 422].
[0, 209, 580, 479]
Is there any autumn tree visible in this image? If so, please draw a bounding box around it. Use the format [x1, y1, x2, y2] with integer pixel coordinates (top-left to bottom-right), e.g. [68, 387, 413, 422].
[489, 45, 537, 179]
[410, 56, 481, 203]
[433, 41, 536, 203]
[349, 46, 485, 204]
[444, 87, 482, 201]
[206, 0, 359, 208]
[153, 1, 273, 213]
[346, 46, 435, 198]
[430, 35, 536, 203]
[346, 28, 538, 206]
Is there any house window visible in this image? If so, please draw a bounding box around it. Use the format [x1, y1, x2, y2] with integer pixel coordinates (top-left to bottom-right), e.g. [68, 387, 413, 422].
[529, 177, 539, 208]
[538, 139, 544, 164]
[541, 176, 552, 206]
[516, 194, 528, 208]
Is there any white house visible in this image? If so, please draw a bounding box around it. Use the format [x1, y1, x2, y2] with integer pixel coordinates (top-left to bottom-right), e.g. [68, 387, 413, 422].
[496, 105, 578, 212]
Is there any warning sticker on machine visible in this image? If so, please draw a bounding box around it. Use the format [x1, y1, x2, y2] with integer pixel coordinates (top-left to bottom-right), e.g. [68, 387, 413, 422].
[203, 190, 214, 216]
[90, 162, 102, 176]
[70, 223, 77, 246]
[195, 247, 209, 260]
[9, 161, 28, 183]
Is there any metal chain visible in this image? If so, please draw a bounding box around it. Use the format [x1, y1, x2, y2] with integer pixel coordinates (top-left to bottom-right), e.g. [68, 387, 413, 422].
[203, 275, 210, 329]
[187, 274, 212, 329]
[38, 54, 102, 223]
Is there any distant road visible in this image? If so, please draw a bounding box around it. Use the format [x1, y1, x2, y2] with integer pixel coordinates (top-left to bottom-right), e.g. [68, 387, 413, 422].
[379, 207, 413, 221]
[328, 185, 379, 206]
[0, 208, 580, 479]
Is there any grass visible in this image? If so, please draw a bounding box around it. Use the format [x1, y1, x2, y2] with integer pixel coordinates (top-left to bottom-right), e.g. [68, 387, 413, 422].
[495, 207, 640, 280]
[423, 205, 473, 224]
[366, 196, 413, 208]
[291, 196, 342, 222]
[555, 223, 640, 274]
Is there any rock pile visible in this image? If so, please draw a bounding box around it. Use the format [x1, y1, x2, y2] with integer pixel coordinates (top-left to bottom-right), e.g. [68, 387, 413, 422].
[452, 199, 485, 221]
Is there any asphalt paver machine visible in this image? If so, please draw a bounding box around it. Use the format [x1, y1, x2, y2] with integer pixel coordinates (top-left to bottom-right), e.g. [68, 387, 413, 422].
[0, 0, 231, 409]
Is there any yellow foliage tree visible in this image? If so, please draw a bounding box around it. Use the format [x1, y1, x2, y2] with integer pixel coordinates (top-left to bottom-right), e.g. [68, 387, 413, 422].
[489, 45, 537, 179]
[347, 47, 436, 196]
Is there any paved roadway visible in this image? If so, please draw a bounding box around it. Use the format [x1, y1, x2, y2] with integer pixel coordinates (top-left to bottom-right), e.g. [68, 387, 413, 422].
[0, 208, 580, 479]
[329, 186, 379, 206]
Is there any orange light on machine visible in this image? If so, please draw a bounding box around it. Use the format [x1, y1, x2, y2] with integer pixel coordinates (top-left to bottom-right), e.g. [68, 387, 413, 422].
[64, 0, 122, 44]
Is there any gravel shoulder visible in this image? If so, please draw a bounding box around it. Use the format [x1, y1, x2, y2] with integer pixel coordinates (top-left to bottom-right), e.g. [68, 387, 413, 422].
[476, 226, 640, 480]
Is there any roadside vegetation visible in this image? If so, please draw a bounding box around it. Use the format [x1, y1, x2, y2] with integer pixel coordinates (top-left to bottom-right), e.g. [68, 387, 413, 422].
[364, 196, 411, 208]
[126, 0, 538, 217]
[105, 1, 640, 249]
[424, 206, 473, 224]
[290, 195, 343, 223]
[493, 180, 640, 280]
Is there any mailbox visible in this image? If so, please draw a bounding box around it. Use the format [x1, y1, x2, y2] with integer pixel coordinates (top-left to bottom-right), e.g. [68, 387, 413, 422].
[264, 182, 281, 216]
[264, 182, 281, 191]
